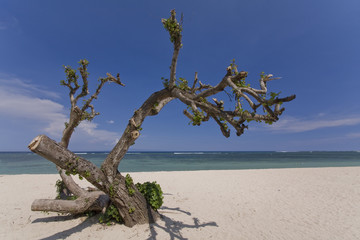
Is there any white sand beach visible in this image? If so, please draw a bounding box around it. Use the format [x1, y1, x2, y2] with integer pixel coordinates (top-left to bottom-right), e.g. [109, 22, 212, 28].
[1, 167, 360, 239]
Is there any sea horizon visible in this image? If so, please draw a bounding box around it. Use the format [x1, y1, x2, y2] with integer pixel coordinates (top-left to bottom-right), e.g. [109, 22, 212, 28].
[1, 151, 360, 175]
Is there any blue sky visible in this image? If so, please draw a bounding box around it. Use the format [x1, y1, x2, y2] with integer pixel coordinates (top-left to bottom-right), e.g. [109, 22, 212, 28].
[1, 0, 359, 151]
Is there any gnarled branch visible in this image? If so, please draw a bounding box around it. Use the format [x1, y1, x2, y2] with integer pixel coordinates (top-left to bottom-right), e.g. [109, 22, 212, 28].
[29, 10, 295, 228]
[168, 62, 295, 137]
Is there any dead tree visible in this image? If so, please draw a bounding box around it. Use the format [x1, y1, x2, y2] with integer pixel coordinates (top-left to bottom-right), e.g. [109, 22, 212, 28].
[29, 10, 296, 227]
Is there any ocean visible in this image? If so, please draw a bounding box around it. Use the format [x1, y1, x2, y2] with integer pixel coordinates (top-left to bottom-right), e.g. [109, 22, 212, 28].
[1, 151, 360, 175]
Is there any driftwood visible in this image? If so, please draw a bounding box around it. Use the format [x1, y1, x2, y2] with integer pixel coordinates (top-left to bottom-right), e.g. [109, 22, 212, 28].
[31, 192, 109, 214]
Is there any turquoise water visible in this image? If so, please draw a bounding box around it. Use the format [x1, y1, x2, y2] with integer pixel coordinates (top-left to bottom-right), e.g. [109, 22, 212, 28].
[0, 151, 360, 174]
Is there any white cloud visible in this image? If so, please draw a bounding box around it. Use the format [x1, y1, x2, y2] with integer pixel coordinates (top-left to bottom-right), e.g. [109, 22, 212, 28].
[0, 77, 120, 149]
[268, 115, 360, 133]
[77, 121, 120, 145]
[0, 77, 60, 99]
[0, 87, 66, 137]
[107, 120, 115, 124]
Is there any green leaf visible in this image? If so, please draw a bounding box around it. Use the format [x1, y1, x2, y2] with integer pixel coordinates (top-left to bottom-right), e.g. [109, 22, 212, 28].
[135, 181, 163, 211]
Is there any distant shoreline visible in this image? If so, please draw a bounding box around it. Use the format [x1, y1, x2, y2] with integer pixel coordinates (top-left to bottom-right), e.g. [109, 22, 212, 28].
[1, 151, 360, 175]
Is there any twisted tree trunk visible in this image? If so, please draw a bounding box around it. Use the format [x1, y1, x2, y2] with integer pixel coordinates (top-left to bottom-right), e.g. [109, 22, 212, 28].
[29, 135, 159, 227]
[29, 9, 295, 227]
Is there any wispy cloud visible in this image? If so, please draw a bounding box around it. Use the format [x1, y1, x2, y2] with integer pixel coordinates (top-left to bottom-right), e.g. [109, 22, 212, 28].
[0, 16, 19, 30]
[0, 22, 7, 30]
[0, 77, 60, 99]
[0, 77, 120, 148]
[346, 132, 360, 139]
[0, 86, 66, 137]
[77, 121, 120, 146]
[268, 115, 360, 133]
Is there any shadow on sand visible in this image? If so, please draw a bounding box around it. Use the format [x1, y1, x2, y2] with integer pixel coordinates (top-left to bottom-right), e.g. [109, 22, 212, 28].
[32, 205, 217, 240]
[32, 214, 99, 240]
[147, 206, 218, 240]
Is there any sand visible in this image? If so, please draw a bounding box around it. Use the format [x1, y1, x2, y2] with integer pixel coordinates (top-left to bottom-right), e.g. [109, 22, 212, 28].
[1, 167, 360, 239]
